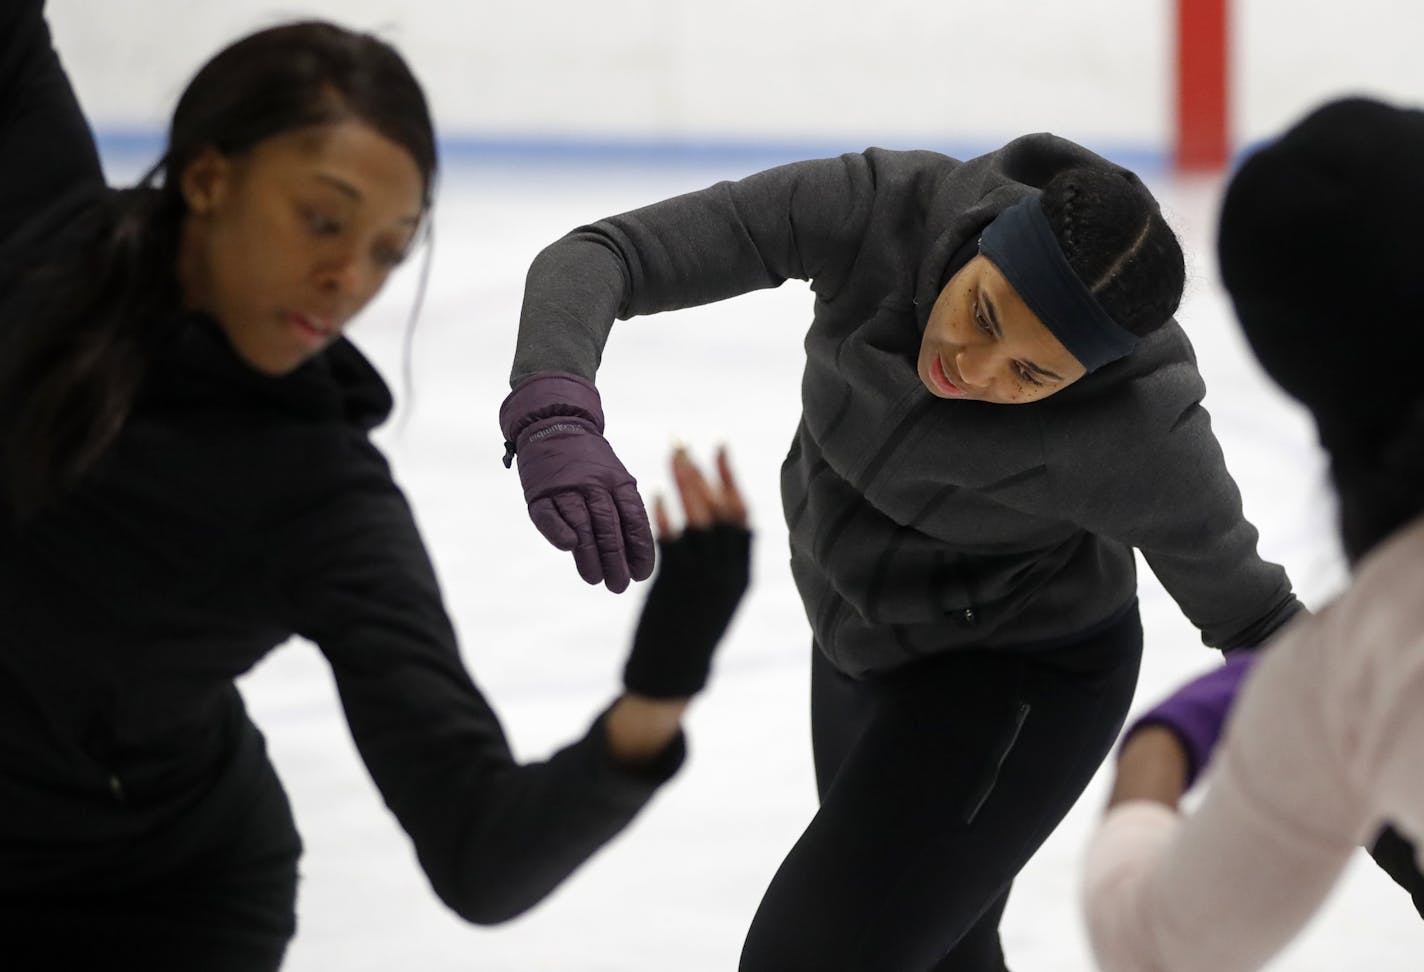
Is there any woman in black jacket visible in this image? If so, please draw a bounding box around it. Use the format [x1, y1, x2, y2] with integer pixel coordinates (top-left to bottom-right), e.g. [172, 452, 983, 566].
[0, 5, 750, 970]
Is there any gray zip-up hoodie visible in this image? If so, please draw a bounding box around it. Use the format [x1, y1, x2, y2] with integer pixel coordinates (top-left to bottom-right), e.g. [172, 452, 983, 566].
[511, 135, 1300, 676]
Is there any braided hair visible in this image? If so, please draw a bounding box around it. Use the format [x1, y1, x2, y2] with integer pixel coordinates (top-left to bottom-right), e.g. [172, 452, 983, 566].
[1039, 166, 1185, 338]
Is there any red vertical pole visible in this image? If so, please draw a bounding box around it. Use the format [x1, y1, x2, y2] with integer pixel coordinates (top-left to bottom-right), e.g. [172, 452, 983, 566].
[1176, 0, 1229, 171]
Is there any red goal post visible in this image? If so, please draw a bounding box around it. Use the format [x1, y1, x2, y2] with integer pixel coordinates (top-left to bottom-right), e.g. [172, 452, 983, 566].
[1176, 0, 1229, 170]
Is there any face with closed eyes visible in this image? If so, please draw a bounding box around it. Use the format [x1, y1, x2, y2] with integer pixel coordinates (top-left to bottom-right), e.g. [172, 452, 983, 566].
[177, 118, 425, 376]
[917, 254, 1088, 404]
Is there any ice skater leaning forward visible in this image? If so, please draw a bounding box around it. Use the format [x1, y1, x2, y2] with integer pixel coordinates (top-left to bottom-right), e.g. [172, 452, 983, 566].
[497, 116, 1322, 965]
[0, 4, 751, 969]
[1084, 96, 1424, 972]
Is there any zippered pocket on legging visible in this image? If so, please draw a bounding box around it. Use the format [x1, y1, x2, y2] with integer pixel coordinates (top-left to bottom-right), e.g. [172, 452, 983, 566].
[963, 700, 1031, 825]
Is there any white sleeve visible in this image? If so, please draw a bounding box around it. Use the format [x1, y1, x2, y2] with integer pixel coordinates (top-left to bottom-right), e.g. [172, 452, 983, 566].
[1082, 800, 1182, 972]
[1082, 612, 1378, 972]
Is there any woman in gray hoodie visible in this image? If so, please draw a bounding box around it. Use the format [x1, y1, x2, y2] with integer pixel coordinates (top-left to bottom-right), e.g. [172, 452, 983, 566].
[499, 136, 1301, 970]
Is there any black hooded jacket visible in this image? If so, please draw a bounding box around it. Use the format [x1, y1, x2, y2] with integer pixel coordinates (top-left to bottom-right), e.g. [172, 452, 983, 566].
[0, 1, 678, 925]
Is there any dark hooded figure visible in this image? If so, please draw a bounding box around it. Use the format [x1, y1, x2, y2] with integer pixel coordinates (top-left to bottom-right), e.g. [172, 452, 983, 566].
[1086, 95, 1424, 971]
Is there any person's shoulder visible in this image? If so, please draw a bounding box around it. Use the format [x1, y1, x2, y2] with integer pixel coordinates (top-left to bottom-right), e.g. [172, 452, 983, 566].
[1122, 320, 1206, 403]
[1031, 322, 1229, 499]
[861, 146, 958, 169]
[1050, 321, 1203, 421]
[841, 147, 961, 201]
[324, 338, 395, 432]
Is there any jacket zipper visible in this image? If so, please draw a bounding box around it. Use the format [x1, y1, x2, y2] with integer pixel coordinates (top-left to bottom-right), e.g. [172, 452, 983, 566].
[963, 701, 1030, 825]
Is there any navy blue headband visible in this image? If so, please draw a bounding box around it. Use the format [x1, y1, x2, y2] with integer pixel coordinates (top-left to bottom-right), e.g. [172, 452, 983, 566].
[978, 197, 1137, 372]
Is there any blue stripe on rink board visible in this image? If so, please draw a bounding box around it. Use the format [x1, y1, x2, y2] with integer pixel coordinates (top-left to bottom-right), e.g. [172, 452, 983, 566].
[92, 128, 1171, 174]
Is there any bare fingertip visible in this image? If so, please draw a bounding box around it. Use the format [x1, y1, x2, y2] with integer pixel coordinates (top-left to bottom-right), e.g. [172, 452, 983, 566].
[651, 494, 671, 536]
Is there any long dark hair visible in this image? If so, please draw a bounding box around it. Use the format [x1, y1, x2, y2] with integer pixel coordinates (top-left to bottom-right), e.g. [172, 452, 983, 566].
[1040, 166, 1186, 338]
[0, 21, 437, 515]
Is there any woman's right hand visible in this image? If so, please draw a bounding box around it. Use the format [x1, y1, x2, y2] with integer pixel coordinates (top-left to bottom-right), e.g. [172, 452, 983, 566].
[621, 446, 752, 699]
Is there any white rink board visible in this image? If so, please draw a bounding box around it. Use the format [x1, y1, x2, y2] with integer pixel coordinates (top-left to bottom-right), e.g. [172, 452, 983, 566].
[45, 0, 1424, 156]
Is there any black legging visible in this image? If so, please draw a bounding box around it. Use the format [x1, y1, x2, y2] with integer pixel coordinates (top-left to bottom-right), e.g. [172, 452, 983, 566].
[741, 605, 1144, 972]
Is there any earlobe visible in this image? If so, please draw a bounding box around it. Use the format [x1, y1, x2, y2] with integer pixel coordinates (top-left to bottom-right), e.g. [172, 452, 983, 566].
[180, 146, 230, 216]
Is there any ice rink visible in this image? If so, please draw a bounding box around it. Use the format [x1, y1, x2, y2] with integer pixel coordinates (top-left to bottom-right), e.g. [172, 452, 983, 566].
[194, 156, 1424, 970]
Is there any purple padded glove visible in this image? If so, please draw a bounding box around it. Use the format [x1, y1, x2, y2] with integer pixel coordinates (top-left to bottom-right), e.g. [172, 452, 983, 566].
[1123, 651, 1259, 788]
[499, 372, 655, 593]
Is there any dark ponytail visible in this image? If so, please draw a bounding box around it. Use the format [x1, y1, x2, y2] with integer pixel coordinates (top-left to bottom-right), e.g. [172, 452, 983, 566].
[0, 180, 182, 514]
[0, 21, 436, 516]
[1039, 166, 1185, 338]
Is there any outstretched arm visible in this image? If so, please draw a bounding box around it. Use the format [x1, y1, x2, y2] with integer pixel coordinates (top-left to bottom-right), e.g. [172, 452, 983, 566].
[1049, 332, 1303, 653]
[292, 444, 749, 925]
[500, 154, 874, 592]
[512, 154, 874, 383]
[0, 1, 103, 261]
[1082, 605, 1383, 971]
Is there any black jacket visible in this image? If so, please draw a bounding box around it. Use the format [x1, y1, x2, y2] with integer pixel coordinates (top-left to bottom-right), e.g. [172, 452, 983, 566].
[0, 0, 677, 925]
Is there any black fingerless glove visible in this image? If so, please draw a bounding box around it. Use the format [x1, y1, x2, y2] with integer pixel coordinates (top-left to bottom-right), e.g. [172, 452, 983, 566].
[622, 523, 752, 699]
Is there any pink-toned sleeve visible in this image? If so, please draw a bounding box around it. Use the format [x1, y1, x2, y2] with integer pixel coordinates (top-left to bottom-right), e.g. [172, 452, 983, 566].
[1343, 609, 1424, 852]
[1084, 748, 1363, 971]
[1083, 621, 1374, 972]
[1083, 522, 1424, 971]
[1083, 800, 1181, 972]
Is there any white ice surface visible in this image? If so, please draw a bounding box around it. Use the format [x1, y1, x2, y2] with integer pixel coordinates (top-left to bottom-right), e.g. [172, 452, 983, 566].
[211, 162, 1424, 970]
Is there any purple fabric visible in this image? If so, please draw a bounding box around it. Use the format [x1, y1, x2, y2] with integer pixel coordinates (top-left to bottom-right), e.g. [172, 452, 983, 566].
[499, 372, 655, 593]
[1125, 651, 1259, 788]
